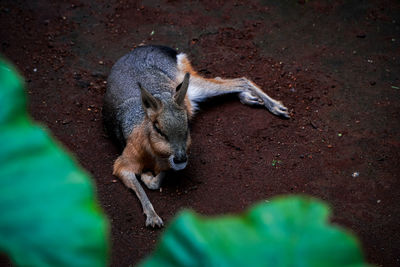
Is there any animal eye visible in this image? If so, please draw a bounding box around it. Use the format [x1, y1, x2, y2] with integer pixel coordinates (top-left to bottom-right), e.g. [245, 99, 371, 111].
[153, 123, 168, 140]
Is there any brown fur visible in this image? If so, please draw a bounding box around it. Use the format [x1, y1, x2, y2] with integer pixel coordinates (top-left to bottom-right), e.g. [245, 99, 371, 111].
[114, 123, 170, 177]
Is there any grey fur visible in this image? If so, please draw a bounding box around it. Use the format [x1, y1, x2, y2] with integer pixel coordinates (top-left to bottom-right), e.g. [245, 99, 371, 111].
[103, 45, 180, 146]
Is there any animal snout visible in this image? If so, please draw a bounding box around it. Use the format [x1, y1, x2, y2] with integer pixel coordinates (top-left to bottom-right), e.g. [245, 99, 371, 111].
[168, 152, 188, 171]
[173, 153, 187, 164]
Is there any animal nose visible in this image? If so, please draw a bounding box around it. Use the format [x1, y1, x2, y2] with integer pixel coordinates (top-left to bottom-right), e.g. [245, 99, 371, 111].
[173, 154, 187, 164]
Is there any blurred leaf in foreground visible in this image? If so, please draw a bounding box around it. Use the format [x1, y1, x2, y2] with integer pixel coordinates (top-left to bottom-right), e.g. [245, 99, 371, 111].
[141, 196, 368, 267]
[0, 59, 109, 266]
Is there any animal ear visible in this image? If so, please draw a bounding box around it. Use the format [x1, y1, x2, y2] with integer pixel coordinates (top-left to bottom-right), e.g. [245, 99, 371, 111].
[174, 73, 190, 107]
[139, 82, 161, 118]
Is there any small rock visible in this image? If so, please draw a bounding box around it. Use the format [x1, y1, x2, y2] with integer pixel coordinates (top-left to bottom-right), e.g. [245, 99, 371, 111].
[91, 71, 106, 78]
[77, 80, 90, 88]
[61, 119, 72, 125]
[352, 172, 359, 178]
[189, 185, 198, 191]
[310, 121, 318, 129]
[370, 81, 376, 86]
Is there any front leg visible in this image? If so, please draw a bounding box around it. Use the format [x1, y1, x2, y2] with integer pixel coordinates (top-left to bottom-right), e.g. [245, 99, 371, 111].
[141, 171, 165, 190]
[113, 158, 163, 227]
[118, 170, 163, 227]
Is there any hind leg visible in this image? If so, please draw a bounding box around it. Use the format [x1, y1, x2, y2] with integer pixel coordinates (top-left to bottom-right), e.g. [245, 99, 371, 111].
[176, 54, 289, 118]
[237, 78, 289, 117]
[187, 75, 290, 118]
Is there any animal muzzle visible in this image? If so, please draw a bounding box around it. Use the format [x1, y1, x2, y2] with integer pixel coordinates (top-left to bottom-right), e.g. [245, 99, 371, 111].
[168, 153, 188, 171]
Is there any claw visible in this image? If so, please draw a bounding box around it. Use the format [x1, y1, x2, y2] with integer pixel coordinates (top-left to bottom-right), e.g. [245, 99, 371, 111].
[238, 91, 290, 118]
[279, 106, 288, 112]
[145, 212, 164, 228]
[272, 106, 290, 118]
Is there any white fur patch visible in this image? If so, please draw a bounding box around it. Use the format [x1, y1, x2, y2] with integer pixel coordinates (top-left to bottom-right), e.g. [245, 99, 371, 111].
[177, 53, 200, 109]
[186, 84, 207, 109]
[176, 53, 187, 65]
[177, 53, 234, 111]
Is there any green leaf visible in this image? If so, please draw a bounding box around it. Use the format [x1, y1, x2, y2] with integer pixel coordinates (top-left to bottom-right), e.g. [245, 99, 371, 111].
[140, 196, 368, 267]
[0, 59, 109, 266]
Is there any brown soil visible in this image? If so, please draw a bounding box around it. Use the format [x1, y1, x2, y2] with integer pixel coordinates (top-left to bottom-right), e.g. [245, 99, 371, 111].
[1, 0, 399, 266]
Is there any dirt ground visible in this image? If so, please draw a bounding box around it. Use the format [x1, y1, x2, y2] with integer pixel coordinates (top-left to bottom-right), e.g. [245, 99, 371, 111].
[1, 0, 399, 266]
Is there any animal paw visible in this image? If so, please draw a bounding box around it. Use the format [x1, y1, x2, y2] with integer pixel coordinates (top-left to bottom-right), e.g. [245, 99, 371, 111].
[141, 173, 161, 190]
[270, 101, 290, 118]
[145, 212, 164, 228]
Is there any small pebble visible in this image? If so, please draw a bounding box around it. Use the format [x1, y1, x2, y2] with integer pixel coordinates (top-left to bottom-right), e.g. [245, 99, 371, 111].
[352, 172, 359, 178]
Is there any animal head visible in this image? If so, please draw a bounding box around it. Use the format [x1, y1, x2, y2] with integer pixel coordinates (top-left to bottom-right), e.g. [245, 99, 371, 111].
[139, 73, 191, 170]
